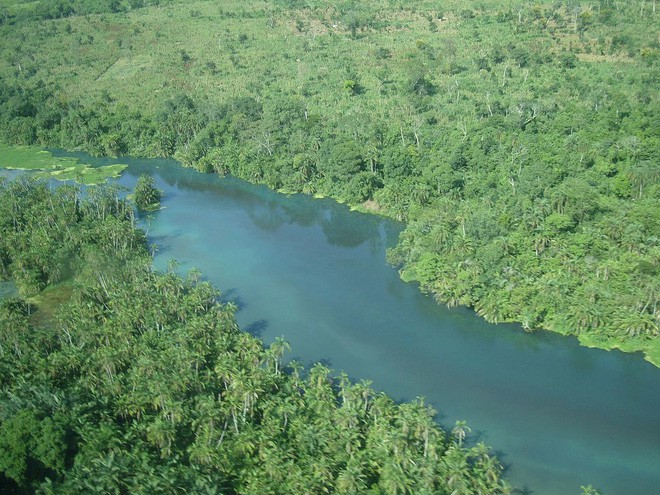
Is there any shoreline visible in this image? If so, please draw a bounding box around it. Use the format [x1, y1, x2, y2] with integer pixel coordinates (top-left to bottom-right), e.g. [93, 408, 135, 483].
[2, 142, 658, 369]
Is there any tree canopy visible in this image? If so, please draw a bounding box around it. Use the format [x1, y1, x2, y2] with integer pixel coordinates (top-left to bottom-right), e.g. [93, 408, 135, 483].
[0, 0, 657, 363]
[0, 179, 510, 494]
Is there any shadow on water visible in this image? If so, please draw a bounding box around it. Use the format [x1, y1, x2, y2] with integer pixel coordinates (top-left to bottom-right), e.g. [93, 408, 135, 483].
[491, 449, 513, 476]
[512, 487, 534, 495]
[319, 207, 382, 248]
[50, 150, 404, 251]
[218, 288, 246, 312]
[145, 229, 187, 258]
[287, 357, 334, 371]
[244, 319, 268, 338]
[471, 428, 488, 444]
[314, 358, 334, 369]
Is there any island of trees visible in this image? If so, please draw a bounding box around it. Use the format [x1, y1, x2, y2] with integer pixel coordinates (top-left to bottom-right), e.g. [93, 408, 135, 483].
[0, 0, 656, 363]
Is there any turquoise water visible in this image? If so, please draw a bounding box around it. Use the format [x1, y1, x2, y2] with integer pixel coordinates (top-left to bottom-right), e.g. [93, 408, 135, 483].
[30, 153, 660, 494]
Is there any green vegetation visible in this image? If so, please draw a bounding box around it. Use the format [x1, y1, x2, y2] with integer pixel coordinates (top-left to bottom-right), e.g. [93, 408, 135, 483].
[0, 281, 17, 300]
[133, 173, 162, 210]
[0, 144, 126, 185]
[0, 0, 172, 22]
[0, 178, 510, 494]
[0, 0, 657, 362]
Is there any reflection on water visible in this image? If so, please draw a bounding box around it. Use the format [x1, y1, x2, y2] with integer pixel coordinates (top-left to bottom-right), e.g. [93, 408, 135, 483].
[19, 152, 660, 495]
[50, 149, 398, 250]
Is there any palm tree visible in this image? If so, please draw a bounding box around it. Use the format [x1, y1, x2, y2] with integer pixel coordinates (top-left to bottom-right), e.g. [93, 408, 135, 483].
[474, 297, 505, 324]
[440, 444, 470, 494]
[335, 457, 368, 494]
[613, 307, 658, 338]
[451, 420, 471, 446]
[628, 160, 659, 198]
[265, 337, 290, 376]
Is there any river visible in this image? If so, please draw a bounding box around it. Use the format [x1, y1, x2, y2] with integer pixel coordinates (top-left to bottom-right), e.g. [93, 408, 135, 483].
[21, 152, 660, 494]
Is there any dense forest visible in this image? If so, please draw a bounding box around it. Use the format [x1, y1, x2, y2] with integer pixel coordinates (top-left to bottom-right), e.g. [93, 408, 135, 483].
[0, 177, 513, 494]
[0, 0, 657, 364]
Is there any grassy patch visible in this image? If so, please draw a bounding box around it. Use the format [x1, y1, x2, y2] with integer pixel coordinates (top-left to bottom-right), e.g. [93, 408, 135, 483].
[0, 143, 79, 170]
[643, 338, 660, 367]
[578, 332, 660, 367]
[97, 55, 154, 82]
[0, 143, 127, 184]
[42, 163, 127, 184]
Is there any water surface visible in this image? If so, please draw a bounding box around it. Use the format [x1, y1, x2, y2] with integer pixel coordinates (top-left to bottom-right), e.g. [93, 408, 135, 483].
[35, 153, 660, 494]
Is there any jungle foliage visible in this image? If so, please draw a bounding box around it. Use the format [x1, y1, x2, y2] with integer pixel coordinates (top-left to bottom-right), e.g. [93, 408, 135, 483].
[134, 173, 162, 210]
[0, 0, 657, 361]
[0, 179, 510, 494]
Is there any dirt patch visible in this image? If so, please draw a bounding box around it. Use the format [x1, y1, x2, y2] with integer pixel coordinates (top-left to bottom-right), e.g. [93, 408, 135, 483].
[576, 53, 634, 63]
[362, 199, 382, 211]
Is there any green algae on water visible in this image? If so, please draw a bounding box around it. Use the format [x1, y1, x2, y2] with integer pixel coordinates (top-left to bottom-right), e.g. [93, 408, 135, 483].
[0, 143, 127, 185]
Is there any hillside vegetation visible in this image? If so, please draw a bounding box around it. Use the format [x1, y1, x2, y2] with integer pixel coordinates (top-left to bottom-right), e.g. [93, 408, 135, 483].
[0, 0, 657, 362]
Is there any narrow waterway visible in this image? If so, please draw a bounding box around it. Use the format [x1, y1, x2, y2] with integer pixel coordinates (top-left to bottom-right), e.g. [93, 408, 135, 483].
[38, 153, 660, 494]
